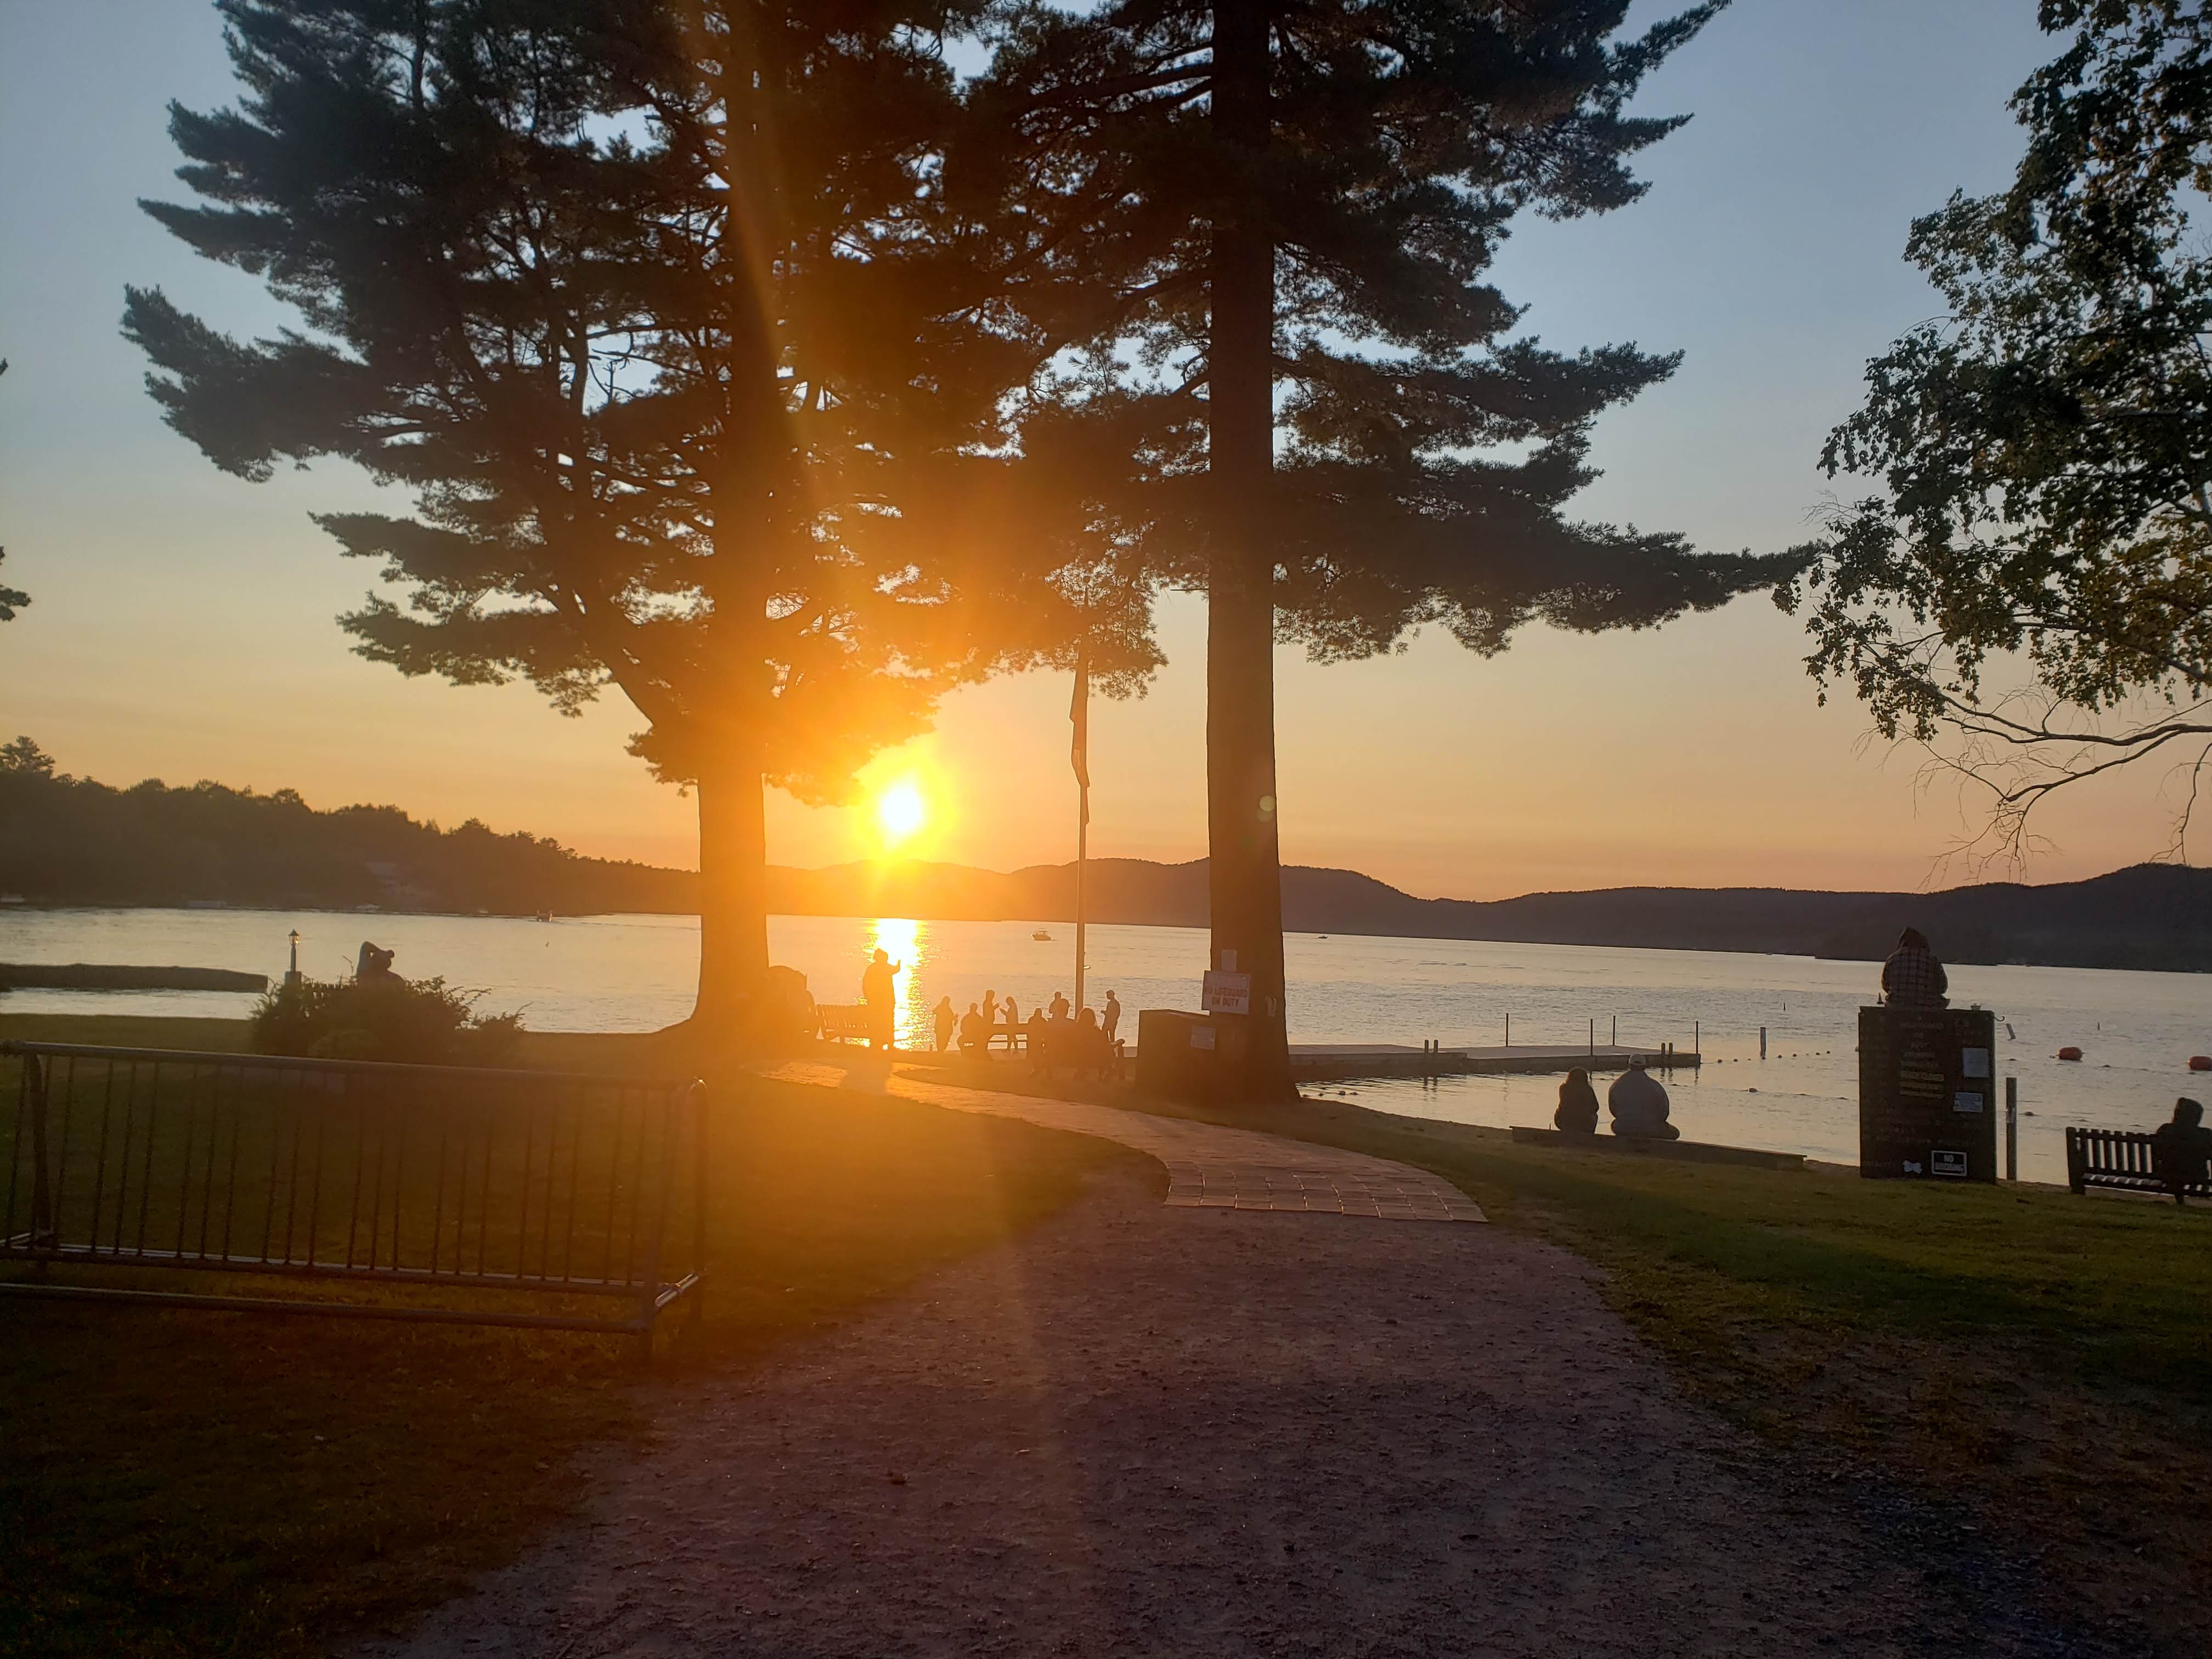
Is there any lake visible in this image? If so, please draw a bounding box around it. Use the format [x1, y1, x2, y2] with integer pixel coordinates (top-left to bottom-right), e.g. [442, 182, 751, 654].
[3, 906, 2205, 1184]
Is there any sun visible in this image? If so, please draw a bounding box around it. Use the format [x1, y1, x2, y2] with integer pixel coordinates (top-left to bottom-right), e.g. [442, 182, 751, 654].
[876, 781, 928, 847]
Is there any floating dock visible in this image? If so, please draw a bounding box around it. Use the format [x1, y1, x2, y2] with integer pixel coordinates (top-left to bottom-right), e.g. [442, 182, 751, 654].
[1288, 1043, 1699, 1084]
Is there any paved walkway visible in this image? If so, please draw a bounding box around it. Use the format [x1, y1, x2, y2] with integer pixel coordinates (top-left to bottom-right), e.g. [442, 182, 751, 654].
[770, 1057, 1485, 1223]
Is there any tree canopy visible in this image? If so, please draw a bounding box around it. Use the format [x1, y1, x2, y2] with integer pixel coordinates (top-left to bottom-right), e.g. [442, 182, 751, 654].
[975, 0, 1786, 1091]
[127, 0, 1155, 1018]
[1782, 0, 2212, 858]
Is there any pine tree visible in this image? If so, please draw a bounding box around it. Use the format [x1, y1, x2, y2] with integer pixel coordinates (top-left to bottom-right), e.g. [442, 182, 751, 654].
[126, 0, 1144, 1025]
[977, 1, 1786, 1097]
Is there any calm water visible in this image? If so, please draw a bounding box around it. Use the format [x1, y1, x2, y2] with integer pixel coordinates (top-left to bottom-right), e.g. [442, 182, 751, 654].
[3, 906, 2206, 1183]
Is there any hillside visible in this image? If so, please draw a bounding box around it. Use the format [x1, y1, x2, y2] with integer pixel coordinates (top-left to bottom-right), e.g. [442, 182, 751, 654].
[2, 752, 2204, 971]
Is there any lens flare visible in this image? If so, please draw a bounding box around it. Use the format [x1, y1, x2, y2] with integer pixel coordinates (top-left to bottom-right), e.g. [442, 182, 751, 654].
[877, 782, 927, 845]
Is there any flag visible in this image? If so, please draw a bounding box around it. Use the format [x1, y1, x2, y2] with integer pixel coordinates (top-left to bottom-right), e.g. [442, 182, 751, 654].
[1069, 651, 1091, 822]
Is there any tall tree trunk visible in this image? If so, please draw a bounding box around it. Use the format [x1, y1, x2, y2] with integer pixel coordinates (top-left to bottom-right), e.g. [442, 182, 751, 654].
[1206, 0, 1294, 1100]
[691, 751, 771, 1029]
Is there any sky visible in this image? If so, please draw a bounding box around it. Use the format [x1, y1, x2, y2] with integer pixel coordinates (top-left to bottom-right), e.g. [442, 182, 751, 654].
[0, 0, 2196, 900]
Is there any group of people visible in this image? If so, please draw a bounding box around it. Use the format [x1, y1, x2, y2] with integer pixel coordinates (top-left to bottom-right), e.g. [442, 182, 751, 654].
[929, 986, 1124, 1075]
[1554, 1059, 1680, 1141]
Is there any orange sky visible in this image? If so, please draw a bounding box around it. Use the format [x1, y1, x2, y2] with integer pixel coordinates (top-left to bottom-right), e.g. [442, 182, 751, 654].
[1, 1, 2199, 901]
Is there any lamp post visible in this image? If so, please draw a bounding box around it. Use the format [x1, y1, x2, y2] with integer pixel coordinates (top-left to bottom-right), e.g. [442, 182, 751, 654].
[285, 929, 301, 988]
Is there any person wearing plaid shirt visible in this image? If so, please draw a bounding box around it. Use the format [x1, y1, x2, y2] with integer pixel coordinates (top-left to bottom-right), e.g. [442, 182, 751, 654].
[1881, 928, 1949, 1008]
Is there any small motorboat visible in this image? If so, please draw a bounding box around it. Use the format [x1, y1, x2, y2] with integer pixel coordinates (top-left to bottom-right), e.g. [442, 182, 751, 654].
[1032, 929, 1052, 941]
[2057, 1046, 2084, 1062]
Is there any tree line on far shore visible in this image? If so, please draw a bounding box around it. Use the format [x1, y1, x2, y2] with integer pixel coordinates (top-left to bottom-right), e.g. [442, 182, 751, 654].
[0, 738, 689, 915]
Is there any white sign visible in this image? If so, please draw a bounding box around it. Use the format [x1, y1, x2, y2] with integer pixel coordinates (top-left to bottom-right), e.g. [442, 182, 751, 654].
[1961, 1047, 1991, 1079]
[1189, 1025, 1217, 1051]
[1953, 1091, 1985, 1114]
[1932, 1149, 1970, 1178]
[1201, 970, 1252, 1016]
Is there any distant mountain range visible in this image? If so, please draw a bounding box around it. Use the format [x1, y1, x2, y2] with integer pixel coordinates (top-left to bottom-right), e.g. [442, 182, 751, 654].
[777, 857, 2212, 973]
[4, 757, 2205, 972]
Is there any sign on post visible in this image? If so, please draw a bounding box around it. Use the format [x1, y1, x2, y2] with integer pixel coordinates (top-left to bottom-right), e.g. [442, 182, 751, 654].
[1201, 970, 1252, 1017]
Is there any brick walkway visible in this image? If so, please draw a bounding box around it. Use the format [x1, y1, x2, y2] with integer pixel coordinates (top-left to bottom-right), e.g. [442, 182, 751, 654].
[768, 1057, 1485, 1223]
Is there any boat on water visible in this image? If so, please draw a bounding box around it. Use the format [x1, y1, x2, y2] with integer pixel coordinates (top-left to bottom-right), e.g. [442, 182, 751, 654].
[1032, 929, 1052, 941]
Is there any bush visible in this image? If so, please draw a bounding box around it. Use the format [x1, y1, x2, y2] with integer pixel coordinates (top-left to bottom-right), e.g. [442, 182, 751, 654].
[250, 974, 524, 1066]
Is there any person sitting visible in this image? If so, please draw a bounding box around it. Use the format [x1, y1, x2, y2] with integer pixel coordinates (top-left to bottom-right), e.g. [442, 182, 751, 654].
[1554, 1068, 1600, 1136]
[1609, 1059, 1680, 1141]
[1880, 927, 1949, 1009]
[356, 941, 398, 983]
[1049, 990, 1071, 1021]
[958, 1003, 986, 1054]
[1025, 1007, 1051, 1071]
[2150, 1097, 2212, 1206]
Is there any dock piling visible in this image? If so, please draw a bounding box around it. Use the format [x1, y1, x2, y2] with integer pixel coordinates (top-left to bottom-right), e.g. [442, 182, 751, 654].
[2005, 1076, 2018, 1182]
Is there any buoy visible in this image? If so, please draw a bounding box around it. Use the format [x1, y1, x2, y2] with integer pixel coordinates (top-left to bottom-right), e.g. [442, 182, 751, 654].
[2057, 1046, 2083, 1062]
[2190, 1056, 2211, 1072]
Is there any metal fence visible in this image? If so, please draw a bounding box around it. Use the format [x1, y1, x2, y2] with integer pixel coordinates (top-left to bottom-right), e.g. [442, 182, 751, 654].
[0, 1041, 706, 1355]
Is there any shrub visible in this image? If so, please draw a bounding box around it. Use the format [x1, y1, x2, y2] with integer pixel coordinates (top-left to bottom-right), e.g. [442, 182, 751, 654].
[251, 974, 524, 1066]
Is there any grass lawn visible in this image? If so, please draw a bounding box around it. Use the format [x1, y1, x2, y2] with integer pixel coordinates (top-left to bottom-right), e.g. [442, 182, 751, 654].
[904, 1054, 2212, 1649]
[0, 1014, 1141, 1658]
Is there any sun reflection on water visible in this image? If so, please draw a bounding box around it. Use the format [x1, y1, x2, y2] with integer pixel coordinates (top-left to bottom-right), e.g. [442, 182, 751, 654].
[865, 917, 931, 1045]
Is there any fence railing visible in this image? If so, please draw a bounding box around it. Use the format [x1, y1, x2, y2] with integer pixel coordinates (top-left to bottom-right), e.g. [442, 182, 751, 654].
[0, 1041, 706, 1355]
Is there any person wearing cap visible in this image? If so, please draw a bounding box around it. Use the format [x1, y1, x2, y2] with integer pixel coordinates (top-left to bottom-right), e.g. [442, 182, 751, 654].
[1609, 1058, 1680, 1141]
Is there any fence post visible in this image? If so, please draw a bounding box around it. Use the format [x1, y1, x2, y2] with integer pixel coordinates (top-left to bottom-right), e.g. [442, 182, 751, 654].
[2005, 1076, 2018, 1183]
[687, 1080, 708, 1337]
[26, 1055, 53, 1257]
[1759, 1026, 1767, 1059]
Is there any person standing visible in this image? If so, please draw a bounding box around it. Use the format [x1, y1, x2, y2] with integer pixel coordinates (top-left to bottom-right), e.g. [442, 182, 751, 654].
[1880, 928, 1949, 1008]
[1001, 995, 1020, 1048]
[861, 948, 901, 1051]
[1102, 990, 1122, 1044]
[932, 995, 956, 1053]
[981, 989, 998, 1031]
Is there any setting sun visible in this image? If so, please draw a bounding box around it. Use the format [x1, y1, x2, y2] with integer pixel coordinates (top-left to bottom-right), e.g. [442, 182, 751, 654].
[876, 781, 928, 847]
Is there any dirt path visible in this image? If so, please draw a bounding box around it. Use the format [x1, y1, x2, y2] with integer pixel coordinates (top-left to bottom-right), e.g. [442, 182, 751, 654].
[353, 1077, 2098, 1659]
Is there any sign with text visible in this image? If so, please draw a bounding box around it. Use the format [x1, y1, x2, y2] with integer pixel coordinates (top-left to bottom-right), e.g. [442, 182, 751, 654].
[1201, 970, 1252, 1017]
[1858, 1006, 1999, 1182]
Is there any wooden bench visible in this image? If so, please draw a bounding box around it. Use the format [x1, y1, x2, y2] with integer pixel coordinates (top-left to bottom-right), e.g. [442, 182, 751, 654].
[817, 1005, 876, 1046]
[2066, 1126, 2211, 1201]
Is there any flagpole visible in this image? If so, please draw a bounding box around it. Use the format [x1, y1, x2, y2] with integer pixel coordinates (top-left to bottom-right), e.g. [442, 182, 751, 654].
[1075, 777, 1088, 1014]
[1071, 651, 1091, 1014]
[1070, 650, 1088, 1013]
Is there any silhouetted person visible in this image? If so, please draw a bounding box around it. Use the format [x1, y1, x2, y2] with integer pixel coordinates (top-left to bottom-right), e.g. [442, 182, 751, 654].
[1103, 990, 1122, 1043]
[1881, 927, 1949, 1009]
[2151, 1097, 2212, 1205]
[981, 989, 998, 1029]
[861, 948, 901, 1051]
[1025, 1007, 1049, 1071]
[1609, 1059, 1680, 1141]
[932, 995, 956, 1053]
[1001, 996, 1020, 1046]
[356, 940, 397, 982]
[959, 1003, 986, 1054]
[1049, 990, 1070, 1021]
[1077, 1006, 1113, 1075]
[1555, 1068, 1600, 1136]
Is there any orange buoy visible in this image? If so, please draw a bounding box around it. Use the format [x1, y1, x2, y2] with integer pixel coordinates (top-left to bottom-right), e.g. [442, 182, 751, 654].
[2057, 1046, 2084, 1062]
[2190, 1055, 2211, 1072]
